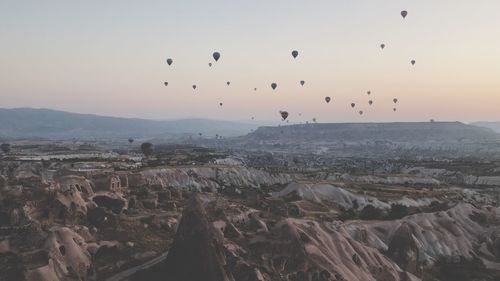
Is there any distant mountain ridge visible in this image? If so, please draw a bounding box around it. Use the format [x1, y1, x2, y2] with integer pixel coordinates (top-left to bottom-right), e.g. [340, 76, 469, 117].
[0, 108, 257, 140]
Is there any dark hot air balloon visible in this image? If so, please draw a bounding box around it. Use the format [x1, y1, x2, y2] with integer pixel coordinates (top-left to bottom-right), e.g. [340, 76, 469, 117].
[351, 103, 356, 108]
[367, 91, 371, 95]
[209, 62, 212, 67]
[164, 82, 168, 86]
[226, 81, 230, 86]
[325, 96, 331, 103]
[213, 52, 221, 62]
[292, 50, 299, 59]
[380, 44, 385, 49]
[219, 102, 223, 106]
[411, 60, 416, 65]
[393, 98, 398, 103]
[359, 110, 363, 115]
[166, 58, 173, 66]
[280, 111, 289, 120]
[271, 83, 277, 90]
[401, 10, 408, 18]
[368, 100, 373, 105]
[128, 138, 134, 144]
[300, 80, 305, 86]
[192, 85, 197, 90]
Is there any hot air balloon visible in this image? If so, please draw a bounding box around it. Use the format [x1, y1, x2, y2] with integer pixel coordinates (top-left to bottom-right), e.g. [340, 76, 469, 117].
[213, 52, 221, 62]
[368, 100, 373, 105]
[219, 102, 223, 106]
[411, 60, 416, 65]
[351, 103, 356, 108]
[192, 85, 197, 90]
[254, 88, 257, 91]
[401, 10, 408, 18]
[393, 98, 398, 104]
[280, 111, 289, 120]
[367, 91, 371, 95]
[300, 80, 305, 86]
[380, 44, 385, 49]
[271, 83, 277, 90]
[325, 96, 331, 103]
[166, 58, 173, 66]
[251, 117, 254, 120]
[164, 82, 168, 86]
[128, 138, 134, 144]
[209, 62, 212, 67]
[359, 110, 364, 115]
[292, 50, 299, 59]
[226, 81, 230, 86]
[393, 108, 397, 112]
[312, 118, 317, 123]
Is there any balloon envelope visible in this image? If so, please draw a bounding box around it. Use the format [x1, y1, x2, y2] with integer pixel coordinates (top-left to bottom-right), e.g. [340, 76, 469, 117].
[300, 80, 305, 86]
[325, 96, 331, 103]
[164, 82, 168, 86]
[368, 100, 373, 105]
[411, 60, 416, 65]
[292, 50, 299, 58]
[227, 81, 230, 86]
[213, 52, 221, 62]
[166, 58, 173, 65]
[280, 111, 289, 120]
[271, 83, 277, 90]
[401, 10, 408, 18]
[192, 85, 196, 90]
[351, 103, 356, 108]
[380, 44, 385, 49]
[393, 98, 398, 103]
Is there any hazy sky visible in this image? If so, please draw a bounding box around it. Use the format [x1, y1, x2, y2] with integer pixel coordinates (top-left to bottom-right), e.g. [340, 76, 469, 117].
[1, 0, 500, 123]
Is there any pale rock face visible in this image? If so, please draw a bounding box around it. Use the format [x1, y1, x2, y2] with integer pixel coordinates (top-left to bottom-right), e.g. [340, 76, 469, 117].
[464, 175, 500, 187]
[250, 218, 420, 281]
[25, 227, 92, 281]
[129, 167, 294, 190]
[339, 173, 441, 186]
[273, 182, 439, 211]
[345, 204, 500, 270]
[273, 182, 389, 210]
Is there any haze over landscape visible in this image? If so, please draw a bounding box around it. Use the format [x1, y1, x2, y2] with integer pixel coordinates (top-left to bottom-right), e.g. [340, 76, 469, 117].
[3, 2, 500, 281]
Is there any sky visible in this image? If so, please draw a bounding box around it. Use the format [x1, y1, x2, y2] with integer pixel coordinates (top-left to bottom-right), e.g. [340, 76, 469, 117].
[1, 0, 500, 124]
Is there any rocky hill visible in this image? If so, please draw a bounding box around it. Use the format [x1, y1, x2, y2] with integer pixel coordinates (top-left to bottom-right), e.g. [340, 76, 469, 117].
[245, 122, 499, 143]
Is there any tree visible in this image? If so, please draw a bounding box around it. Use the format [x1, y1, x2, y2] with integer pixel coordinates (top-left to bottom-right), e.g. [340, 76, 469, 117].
[140, 142, 154, 157]
[359, 204, 383, 220]
[1, 143, 11, 154]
